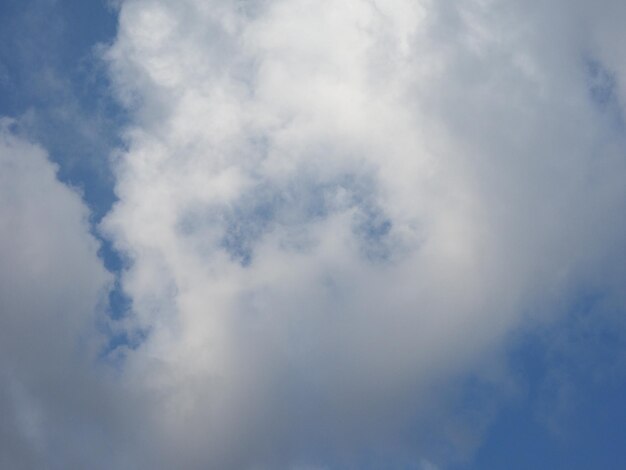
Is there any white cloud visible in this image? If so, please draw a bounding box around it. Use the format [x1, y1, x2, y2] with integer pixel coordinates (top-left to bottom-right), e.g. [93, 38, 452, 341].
[2, 0, 623, 468]
[99, 0, 626, 467]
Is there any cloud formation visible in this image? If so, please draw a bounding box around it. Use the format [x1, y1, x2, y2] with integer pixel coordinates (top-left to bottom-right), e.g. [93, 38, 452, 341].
[100, 0, 626, 467]
[1, 0, 626, 468]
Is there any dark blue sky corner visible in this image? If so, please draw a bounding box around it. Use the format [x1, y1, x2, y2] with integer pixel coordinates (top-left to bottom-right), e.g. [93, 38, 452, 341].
[0, 0, 126, 217]
[461, 288, 626, 469]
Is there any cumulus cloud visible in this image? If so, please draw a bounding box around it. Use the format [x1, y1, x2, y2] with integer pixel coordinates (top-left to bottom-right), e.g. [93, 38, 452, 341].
[3, 0, 626, 468]
[94, 0, 626, 468]
[96, 0, 626, 467]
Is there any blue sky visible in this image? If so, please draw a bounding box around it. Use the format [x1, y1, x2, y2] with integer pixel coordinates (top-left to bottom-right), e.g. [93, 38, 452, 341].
[1, 1, 626, 469]
[0, 0, 122, 218]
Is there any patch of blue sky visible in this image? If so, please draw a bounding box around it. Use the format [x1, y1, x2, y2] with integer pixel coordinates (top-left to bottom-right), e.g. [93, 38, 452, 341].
[456, 289, 626, 469]
[98, 325, 151, 370]
[460, 350, 626, 468]
[177, 171, 395, 266]
[0, 0, 126, 220]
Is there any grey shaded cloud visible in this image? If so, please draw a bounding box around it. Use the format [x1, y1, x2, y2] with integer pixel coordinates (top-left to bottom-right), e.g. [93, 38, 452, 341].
[0, 120, 127, 469]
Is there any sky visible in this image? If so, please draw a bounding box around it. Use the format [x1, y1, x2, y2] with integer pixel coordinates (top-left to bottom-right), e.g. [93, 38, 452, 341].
[0, 1, 625, 469]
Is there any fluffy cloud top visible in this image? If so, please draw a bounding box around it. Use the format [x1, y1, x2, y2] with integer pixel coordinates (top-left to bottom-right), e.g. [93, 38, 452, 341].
[101, 0, 626, 467]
